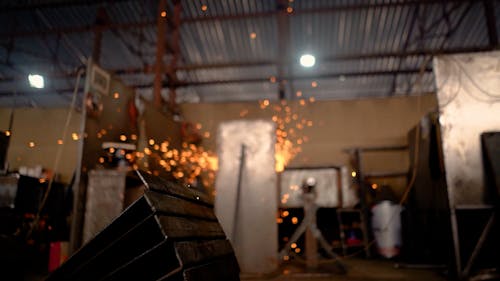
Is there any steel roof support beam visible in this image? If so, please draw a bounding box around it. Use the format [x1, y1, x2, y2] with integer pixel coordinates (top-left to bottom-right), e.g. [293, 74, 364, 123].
[276, 0, 291, 100]
[0, 0, 476, 38]
[153, 0, 167, 108]
[165, 0, 182, 114]
[167, 68, 433, 88]
[0, 45, 492, 83]
[0, 68, 432, 96]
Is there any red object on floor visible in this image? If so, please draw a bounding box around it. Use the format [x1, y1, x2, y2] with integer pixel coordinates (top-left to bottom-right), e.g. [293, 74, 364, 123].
[49, 242, 68, 272]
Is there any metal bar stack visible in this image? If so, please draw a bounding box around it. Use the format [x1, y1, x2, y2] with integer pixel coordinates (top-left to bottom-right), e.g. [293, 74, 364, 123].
[47, 172, 240, 281]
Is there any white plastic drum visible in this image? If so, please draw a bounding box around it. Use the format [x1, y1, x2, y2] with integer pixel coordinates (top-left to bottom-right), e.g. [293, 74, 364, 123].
[371, 201, 402, 258]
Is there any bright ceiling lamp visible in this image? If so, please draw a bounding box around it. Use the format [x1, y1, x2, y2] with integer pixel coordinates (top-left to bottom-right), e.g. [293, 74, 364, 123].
[299, 54, 316, 68]
[28, 74, 44, 89]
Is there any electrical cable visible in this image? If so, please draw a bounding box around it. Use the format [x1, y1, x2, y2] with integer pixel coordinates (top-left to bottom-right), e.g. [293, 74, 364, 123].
[451, 57, 500, 100]
[26, 67, 85, 239]
[436, 59, 461, 109]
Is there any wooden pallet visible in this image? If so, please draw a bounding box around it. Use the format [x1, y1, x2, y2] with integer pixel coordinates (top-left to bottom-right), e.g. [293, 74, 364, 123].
[47, 172, 240, 281]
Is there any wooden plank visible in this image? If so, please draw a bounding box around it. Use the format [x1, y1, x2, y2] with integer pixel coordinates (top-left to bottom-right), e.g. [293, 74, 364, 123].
[174, 239, 235, 267]
[145, 190, 217, 221]
[47, 197, 154, 280]
[182, 256, 240, 281]
[158, 216, 226, 239]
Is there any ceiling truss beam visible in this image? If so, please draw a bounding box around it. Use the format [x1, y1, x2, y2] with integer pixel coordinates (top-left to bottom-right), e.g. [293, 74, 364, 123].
[1, 45, 490, 83]
[0, 0, 475, 38]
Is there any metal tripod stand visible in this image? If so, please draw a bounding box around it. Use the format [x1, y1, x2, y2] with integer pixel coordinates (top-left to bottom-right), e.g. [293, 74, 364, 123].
[278, 181, 347, 273]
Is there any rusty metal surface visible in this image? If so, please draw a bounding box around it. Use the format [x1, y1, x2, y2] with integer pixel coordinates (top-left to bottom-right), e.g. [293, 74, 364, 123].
[215, 120, 277, 274]
[83, 169, 126, 244]
[434, 51, 500, 206]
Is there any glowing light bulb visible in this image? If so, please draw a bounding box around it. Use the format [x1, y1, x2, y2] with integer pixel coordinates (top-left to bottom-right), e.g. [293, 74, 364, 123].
[300, 54, 315, 67]
[28, 74, 44, 88]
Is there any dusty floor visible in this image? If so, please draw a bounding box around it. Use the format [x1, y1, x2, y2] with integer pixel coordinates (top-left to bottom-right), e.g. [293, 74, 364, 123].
[241, 258, 448, 281]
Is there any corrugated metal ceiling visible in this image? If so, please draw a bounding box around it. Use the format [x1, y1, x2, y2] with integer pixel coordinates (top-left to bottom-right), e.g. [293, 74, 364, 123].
[0, 0, 497, 107]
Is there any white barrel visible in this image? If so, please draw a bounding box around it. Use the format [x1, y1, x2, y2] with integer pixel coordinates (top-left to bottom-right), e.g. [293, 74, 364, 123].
[371, 201, 402, 258]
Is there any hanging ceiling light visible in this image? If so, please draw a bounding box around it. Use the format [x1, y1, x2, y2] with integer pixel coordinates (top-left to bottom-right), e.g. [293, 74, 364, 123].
[28, 74, 45, 89]
[299, 54, 315, 68]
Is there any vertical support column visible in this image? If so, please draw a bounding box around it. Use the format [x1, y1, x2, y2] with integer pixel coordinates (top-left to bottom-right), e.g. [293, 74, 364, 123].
[92, 29, 102, 64]
[153, 0, 167, 108]
[167, 0, 182, 114]
[354, 149, 371, 257]
[276, 0, 290, 100]
[92, 7, 108, 65]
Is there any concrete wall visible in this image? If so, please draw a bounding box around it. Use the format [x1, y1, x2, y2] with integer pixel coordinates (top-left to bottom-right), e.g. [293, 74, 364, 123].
[0, 94, 437, 186]
[181, 94, 437, 176]
[0, 107, 81, 184]
[435, 51, 500, 205]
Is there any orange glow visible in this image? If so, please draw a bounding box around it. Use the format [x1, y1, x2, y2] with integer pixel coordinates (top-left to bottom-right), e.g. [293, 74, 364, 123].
[240, 109, 249, 117]
[282, 210, 289, 217]
[99, 157, 105, 164]
[269, 76, 277, 83]
[309, 97, 316, 103]
[283, 255, 290, 261]
[372, 183, 378, 190]
[277, 218, 283, 224]
[120, 135, 127, 141]
[250, 32, 257, 39]
[291, 217, 298, 224]
[311, 81, 318, 88]
[113, 92, 120, 99]
[160, 11, 167, 17]
[57, 139, 63, 145]
[109, 147, 115, 153]
[39, 178, 46, 183]
[286, 7, 293, 13]
[294, 248, 301, 253]
[28, 141, 35, 148]
[296, 91, 302, 97]
[149, 139, 155, 145]
[71, 133, 79, 140]
[291, 243, 297, 249]
[130, 134, 137, 140]
[5, 130, 10, 136]
[201, 4, 208, 11]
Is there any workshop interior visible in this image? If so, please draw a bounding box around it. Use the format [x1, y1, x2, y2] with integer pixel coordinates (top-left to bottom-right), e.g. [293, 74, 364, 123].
[0, 1, 499, 280]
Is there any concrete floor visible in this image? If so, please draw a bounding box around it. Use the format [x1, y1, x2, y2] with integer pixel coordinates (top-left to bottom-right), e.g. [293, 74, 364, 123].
[242, 258, 448, 281]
